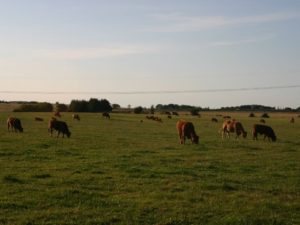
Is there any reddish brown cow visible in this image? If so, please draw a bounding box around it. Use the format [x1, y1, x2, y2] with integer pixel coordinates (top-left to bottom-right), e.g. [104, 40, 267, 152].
[290, 117, 295, 123]
[7, 117, 23, 132]
[221, 120, 247, 139]
[176, 120, 199, 144]
[54, 111, 61, 117]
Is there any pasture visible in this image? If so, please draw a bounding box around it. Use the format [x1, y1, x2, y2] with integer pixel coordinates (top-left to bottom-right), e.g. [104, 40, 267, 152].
[0, 112, 299, 225]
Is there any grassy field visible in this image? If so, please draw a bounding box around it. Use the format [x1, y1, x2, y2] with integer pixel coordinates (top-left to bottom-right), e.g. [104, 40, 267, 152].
[0, 112, 299, 225]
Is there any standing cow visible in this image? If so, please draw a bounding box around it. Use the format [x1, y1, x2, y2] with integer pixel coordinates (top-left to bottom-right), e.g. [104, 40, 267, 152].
[221, 120, 247, 139]
[102, 112, 110, 119]
[176, 120, 199, 144]
[48, 118, 71, 138]
[72, 114, 80, 121]
[252, 124, 276, 142]
[7, 117, 23, 132]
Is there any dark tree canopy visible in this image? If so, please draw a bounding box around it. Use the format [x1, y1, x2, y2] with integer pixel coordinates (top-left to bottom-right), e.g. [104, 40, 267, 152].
[69, 98, 112, 112]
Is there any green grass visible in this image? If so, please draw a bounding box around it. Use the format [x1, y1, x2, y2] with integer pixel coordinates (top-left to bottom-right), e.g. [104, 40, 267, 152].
[0, 112, 299, 225]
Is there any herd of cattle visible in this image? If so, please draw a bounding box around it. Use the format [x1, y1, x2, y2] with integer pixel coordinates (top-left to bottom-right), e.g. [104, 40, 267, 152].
[5, 112, 296, 144]
[176, 119, 278, 144]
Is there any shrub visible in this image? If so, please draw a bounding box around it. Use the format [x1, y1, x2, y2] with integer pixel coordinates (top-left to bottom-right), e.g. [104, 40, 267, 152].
[133, 106, 144, 114]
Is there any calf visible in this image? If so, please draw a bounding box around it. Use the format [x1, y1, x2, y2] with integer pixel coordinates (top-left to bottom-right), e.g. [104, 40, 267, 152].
[252, 124, 276, 142]
[176, 120, 199, 144]
[48, 118, 71, 138]
[7, 117, 23, 132]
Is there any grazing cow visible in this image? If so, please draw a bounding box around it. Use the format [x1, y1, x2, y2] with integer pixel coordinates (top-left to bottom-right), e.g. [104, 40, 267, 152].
[7, 117, 23, 132]
[252, 124, 276, 142]
[48, 118, 71, 138]
[167, 115, 172, 119]
[54, 111, 61, 118]
[260, 119, 266, 124]
[211, 118, 218, 122]
[172, 112, 179, 116]
[102, 112, 110, 119]
[35, 117, 44, 121]
[223, 116, 231, 119]
[146, 115, 163, 122]
[176, 120, 199, 144]
[221, 120, 247, 139]
[72, 114, 80, 121]
[290, 117, 295, 123]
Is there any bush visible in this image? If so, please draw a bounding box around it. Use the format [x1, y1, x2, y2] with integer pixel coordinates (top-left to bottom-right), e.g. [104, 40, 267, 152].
[14, 102, 53, 112]
[133, 106, 144, 114]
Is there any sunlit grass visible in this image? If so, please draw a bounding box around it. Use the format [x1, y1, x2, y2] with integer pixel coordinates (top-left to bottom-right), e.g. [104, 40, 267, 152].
[0, 112, 299, 225]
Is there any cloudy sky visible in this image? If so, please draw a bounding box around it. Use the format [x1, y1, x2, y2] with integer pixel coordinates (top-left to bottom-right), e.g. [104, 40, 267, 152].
[0, 0, 299, 108]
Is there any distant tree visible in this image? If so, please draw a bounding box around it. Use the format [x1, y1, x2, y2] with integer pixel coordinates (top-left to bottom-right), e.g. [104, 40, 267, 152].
[69, 100, 88, 112]
[112, 104, 121, 109]
[14, 102, 53, 112]
[150, 105, 155, 114]
[55, 102, 68, 112]
[133, 106, 144, 114]
[88, 98, 102, 112]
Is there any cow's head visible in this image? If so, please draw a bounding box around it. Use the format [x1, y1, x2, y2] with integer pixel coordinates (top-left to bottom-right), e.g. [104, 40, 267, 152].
[192, 135, 199, 144]
[243, 131, 247, 138]
[67, 132, 71, 138]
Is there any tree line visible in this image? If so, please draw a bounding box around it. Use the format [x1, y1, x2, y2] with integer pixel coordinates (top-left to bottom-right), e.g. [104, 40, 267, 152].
[9, 100, 300, 113]
[13, 98, 112, 112]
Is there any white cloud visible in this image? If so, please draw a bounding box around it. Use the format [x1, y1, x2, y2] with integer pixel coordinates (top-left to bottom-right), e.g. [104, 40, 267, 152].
[40, 45, 158, 60]
[147, 12, 300, 32]
[209, 33, 277, 47]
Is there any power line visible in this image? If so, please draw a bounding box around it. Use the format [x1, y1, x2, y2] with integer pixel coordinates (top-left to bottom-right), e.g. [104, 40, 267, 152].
[1, 84, 300, 95]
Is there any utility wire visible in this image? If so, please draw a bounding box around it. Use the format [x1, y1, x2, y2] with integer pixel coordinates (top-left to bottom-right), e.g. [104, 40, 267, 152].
[0, 84, 300, 95]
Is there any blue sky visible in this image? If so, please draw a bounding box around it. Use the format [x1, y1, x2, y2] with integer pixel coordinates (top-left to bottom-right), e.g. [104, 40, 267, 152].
[0, 0, 299, 108]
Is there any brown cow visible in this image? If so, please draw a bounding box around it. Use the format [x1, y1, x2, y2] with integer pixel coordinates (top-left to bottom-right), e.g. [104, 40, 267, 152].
[252, 124, 276, 142]
[72, 114, 80, 121]
[176, 120, 199, 144]
[7, 117, 23, 132]
[221, 120, 247, 139]
[290, 117, 295, 123]
[102, 112, 110, 119]
[54, 111, 61, 118]
[35, 117, 44, 121]
[48, 118, 71, 138]
[260, 119, 266, 124]
[211, 118, 218, 122]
